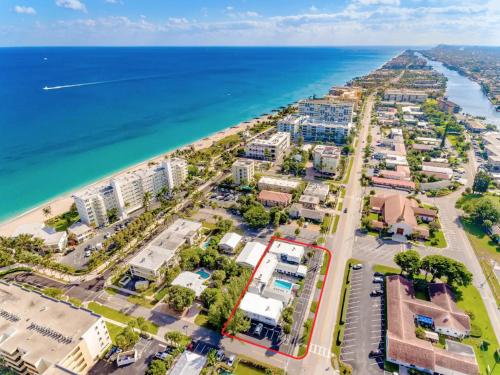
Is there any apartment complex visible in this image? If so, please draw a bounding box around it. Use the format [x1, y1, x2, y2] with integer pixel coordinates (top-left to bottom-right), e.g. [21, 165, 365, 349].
[239, 241, 307, 325]
[312, 145, 340, 175]
[257, 176, 301, 193]
[386, 275, 478, 374]
[73, 158, 187, 227]
[244, 132, 290, 161]
[129, 219, 202, 281]
[383, 89, 428, 103]
[278, 98, 354, 144]
[0, 281, 111, 375]
[231, 159, 255, 185]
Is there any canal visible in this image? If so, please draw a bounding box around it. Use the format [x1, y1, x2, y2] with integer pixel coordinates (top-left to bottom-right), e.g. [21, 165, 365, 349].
[422, 55, 500, 128]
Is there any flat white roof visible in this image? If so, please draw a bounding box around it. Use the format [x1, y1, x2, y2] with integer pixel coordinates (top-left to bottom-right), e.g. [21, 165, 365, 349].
[167, 218, 202, 238]
[422, 165, 453, 175]
[258, 176, 300, 189]
[236, 242, 267, 268]
[239, 292, 283, 322]
[253, 253, 278, 285]
[171, 271, 207, 297]
[169, 351, 207, 375]
[12, 223, 66, 246]
[68, 222, 92, 236]
[129, 245, 177, 273]
[269, 240, 305, 261]
[219, 232, 243, 250]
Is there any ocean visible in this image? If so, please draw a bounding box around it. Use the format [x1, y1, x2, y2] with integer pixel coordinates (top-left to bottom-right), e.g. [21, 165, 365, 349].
[0, 47, 400, 222]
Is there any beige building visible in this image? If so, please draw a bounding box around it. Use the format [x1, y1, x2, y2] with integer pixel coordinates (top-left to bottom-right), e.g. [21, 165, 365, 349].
[245, 132, 290, 161]
[313, 145, 340, 175]
[258, 176, 300, 193]
[0, 282, 111, 375]
[231, 159, 255, 185]
[383, 89, 428, 103]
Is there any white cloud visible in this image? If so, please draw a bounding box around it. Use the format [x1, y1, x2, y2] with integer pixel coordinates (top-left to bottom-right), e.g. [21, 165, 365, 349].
[309, 5, 318, 12]
[55, 0, 87, 12]
[14, 5, 37, 15]
[356, 0, 400, 5]
[105, 0, 119, 3]
[245, 11, 259, 17]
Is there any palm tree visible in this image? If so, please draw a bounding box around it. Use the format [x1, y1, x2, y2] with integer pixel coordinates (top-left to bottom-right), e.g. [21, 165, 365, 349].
[142, 192, 152, 212]
[42, 206, 52, 219]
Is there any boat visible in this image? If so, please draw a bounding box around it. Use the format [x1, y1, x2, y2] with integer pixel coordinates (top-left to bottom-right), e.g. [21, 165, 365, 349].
[43, 86, 49, 90]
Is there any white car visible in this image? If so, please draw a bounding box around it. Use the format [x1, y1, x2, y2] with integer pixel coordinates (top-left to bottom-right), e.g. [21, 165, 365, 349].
[352, 264, 363, 270]
[373, 276, 384, 283]
[84, 250, 91, 257]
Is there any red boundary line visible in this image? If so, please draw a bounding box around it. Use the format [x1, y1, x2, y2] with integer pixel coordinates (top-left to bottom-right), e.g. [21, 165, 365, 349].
[221, 236, 332, 360]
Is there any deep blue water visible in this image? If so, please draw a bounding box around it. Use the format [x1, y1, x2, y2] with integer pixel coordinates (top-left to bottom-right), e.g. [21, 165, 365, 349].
[0, 47, 400, 221]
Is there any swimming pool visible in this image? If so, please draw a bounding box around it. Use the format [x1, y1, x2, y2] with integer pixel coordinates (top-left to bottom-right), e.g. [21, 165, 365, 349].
[196, 269, 211, 280]
[274, 279, 293, 291]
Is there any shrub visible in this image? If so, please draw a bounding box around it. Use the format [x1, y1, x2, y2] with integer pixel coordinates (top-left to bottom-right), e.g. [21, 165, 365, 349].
[470, 323, 482, 338]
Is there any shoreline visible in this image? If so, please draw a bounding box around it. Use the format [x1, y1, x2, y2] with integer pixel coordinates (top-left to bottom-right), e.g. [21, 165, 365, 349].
[0, 112, 272, 236]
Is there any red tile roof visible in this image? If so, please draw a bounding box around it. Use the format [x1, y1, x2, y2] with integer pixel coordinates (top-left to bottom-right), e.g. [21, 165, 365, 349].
[386, 275, 478, 374]
[258, 190, 292, 204]
[371, 176, 415, 190]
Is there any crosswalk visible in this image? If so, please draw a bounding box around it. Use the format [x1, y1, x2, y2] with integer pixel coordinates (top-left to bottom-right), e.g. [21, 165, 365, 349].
[309, 344, 332, 358]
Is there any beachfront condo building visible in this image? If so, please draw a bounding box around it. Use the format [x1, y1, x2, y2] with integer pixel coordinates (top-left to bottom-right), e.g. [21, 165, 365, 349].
[278, 115, 353, 144]
[277, 98, 354, 144]
[73, 158, 188, 227]
[313, 145, 340, 175]
[245, 132, 290, 161]
[231, 159, 255, 185]
[0, 281, 111, 375]
[298, 98, 354, 124]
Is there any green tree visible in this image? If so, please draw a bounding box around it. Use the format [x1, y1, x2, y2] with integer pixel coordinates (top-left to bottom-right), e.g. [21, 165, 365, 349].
[243, 204, 270, 228]
[226, 309, 251, 335]
[166, 285, 196, 312]
[200, 288, 222, 309]
[394, 250, 421, 279]
[470, 199, 500, 227]
[43, 287, 64, 299]
[206, 349, 218, 367]
[211, 270, 226, 287]
[42, 206, 52, 219]
[143, 191, 152, 211]
[472, 171, 491, 193]
[164, 331, 190, 349]
[146, 359, 167, 375]
[116, 323, 140, 350]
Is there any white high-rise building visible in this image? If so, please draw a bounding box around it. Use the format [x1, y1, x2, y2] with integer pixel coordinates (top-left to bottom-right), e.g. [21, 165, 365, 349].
[73, 158, 188, 227]
[313, 145, 341, 175]
[231, 159, 255, 185]
[245, 132, 291, 161]
[298, 98, 354, 124]
[0, 281, 111, 375]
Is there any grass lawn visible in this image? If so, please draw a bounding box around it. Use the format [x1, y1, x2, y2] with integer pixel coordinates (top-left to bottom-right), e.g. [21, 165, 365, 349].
[194, 312, 210, 327]
[154, 286, 169, 302]
[368, 212, 379, 221]
[331, 215, 340, 234]
[88, 302, 158, 335]
[310, 301, 318, 313]
[105, 322, 123, 345]
[320, 252, 330, 276]
[201, 221, 217, 230]
[45, 209, 79, 232]
[321, 215, 333, 234]
[127, 294, 156, 308]
[424, 230, 447, 248]
[342, 158, 354, 184]
[461, 218, 500, 306]
[316, 280, 323, 289]
[457, 284, 499, 374]
[234, 362, 265, 375]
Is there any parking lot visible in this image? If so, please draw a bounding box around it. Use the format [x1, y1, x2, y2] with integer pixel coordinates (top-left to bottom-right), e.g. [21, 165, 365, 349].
[89, 337, 163, 375]
[340, 265, 386, 374]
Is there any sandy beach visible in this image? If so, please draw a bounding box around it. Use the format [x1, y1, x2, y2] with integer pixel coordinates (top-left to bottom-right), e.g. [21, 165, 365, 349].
[0, 113, 272, 237]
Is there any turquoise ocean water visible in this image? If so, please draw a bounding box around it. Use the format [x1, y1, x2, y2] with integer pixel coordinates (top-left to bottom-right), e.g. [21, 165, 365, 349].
[0, 47, 401, 222]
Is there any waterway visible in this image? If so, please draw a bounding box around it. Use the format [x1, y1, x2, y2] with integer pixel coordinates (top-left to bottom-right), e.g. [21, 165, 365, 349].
[424, 57, 500, 127]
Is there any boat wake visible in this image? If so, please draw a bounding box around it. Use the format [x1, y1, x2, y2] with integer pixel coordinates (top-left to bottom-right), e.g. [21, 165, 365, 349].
[42, 74, 171, 91]
[43, 81, 110, 90]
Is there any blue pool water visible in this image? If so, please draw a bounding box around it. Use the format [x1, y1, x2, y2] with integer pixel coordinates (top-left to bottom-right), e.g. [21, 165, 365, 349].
[196, 269, 210, 280]
[0, 46, 401, 222]
[274, 279, 293, 291]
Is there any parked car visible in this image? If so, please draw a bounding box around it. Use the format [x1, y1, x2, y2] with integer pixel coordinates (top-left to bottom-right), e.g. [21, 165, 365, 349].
[154, 352, 170, 360]
[352, 264, 363, 270]
[216, 349, 225, 361]
[343, 208, 348, 213]
[373, 272, 384, 277]
[373, 276, 384, 283]
[371, 289, 383, 297]
[84, 250, 91, 257]
[254, 323, 264, 335]
[226, 354, 236, 366]
[369, 349, 383, 358]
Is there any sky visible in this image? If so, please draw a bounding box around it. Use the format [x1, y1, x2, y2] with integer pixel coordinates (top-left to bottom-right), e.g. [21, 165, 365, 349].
[1, 0, 499, 46]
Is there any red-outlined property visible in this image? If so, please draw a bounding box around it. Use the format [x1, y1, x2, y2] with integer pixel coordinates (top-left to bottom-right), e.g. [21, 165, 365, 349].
[221, 236, 331, 360]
